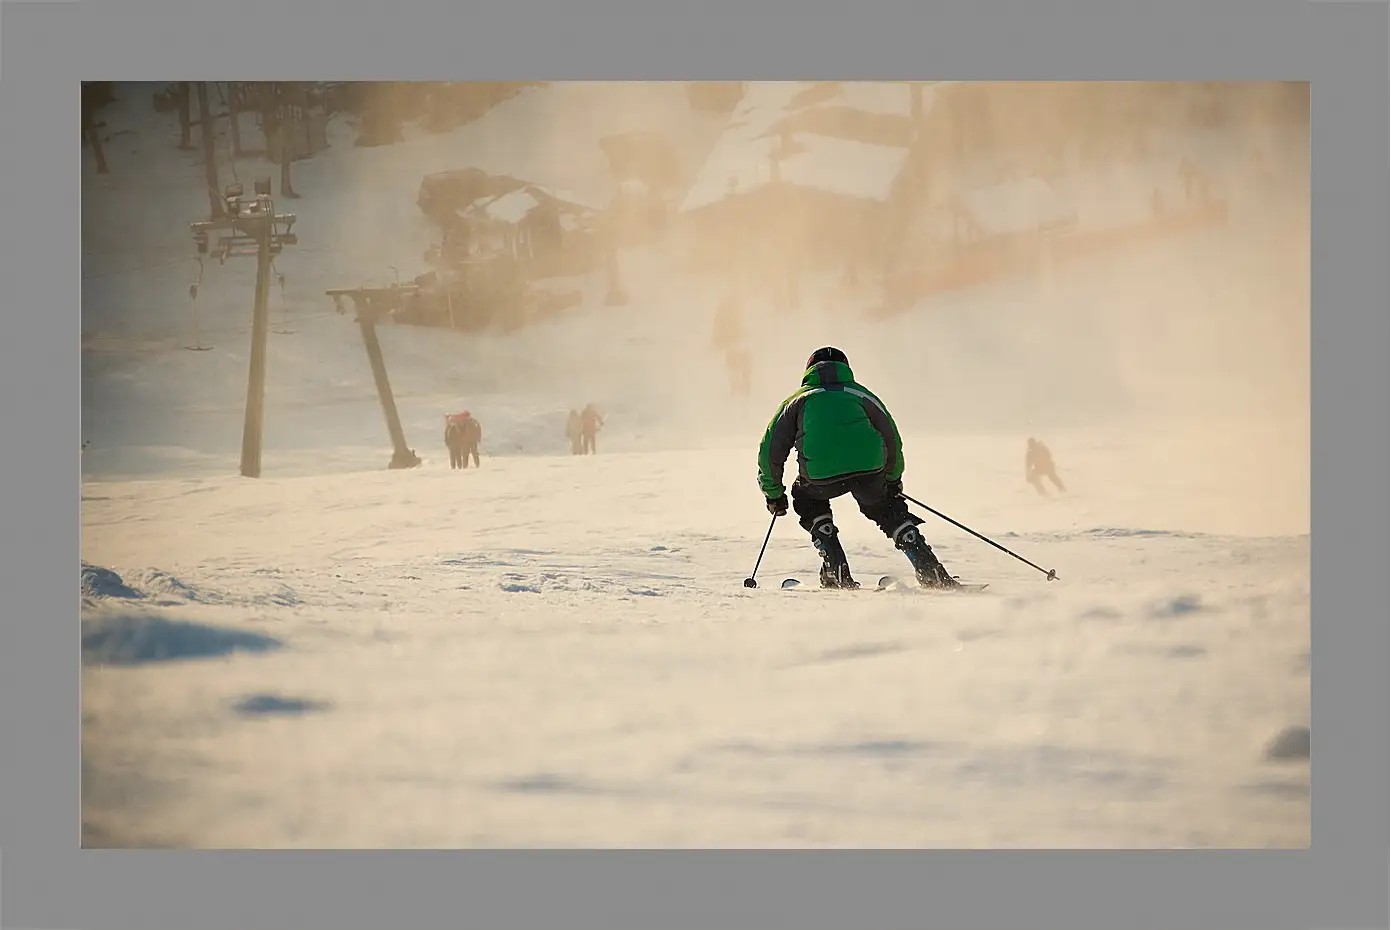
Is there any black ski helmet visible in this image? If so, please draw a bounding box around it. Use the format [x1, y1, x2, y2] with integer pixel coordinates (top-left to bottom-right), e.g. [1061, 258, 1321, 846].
[806, 346, 848, 368]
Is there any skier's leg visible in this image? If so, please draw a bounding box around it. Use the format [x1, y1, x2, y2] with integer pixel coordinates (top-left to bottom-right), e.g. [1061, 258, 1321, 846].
[791, 478, 833, 533]
[854, 476, 958, 588]
[1048, 470, 1066, 492]
[471, 444, 480, 467]
[792, 477, 857, 588]
[1029, 475, 1047, 495]
[852, 476, 921, 539]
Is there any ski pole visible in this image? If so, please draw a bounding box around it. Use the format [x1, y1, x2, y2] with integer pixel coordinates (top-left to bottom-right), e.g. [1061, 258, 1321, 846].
[743, 513, 780, 588]
[899, 491, 1059, 582]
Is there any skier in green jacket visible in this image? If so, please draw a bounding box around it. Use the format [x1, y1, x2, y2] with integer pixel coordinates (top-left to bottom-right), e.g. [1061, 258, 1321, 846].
[757, 346, 959, 590]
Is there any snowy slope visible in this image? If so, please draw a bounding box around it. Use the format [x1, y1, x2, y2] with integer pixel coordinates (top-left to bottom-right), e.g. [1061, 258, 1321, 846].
[80, 83, 1310, 849]
[80, 437, 1310, 849]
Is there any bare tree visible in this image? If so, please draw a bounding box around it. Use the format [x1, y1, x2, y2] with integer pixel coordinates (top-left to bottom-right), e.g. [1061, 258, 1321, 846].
[258, 83, 300, 199]
[224, 83, 244, 157]
[278, 83, 302, 199]
[81, 82, 110, 175]
[195, 82, 222, 217]
[177, 82, 195, 150]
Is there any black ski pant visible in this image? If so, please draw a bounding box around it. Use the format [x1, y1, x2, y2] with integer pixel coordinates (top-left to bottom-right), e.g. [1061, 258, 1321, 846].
[1028, 468, 1065, 495]
[790, 471, 923, 542]
[447, 441, 463, 469]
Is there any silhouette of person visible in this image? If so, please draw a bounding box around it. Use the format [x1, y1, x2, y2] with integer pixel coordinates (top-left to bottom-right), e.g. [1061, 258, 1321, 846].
[1025, 437, 1066, 495]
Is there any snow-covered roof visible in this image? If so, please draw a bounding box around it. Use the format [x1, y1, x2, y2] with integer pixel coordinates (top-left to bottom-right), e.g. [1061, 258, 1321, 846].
[679, 82, 947, 215]
[454, 182, 601, 227]
[678, 134, 783, 213]
[533, 185, 595, 210]
[726, 82, 811, 134]
[483, 189, 542, 224]
[778, 135, 911, 202]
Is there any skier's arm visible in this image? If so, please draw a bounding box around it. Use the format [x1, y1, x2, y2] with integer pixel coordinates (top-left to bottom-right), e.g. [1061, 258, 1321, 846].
[856, 392, 905, 482]
[757, 396, 800, 499]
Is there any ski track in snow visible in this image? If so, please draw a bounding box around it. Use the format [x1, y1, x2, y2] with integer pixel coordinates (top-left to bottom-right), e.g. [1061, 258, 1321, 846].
[80, 83, 1310, 849]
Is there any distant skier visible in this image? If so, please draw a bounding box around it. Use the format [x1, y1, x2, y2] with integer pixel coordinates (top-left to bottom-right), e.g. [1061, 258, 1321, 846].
[444, 414, 466, 469]
[565, 409, 583, 455]
[756, 346, 959, 590]
[460, 411, 482, 467]
[710, 287, 744, 352]
[445, 411, 482, 469]
[1025, 437, 1065, 495]
[579, 404, 604, 455]
[725, 344, 753, 398]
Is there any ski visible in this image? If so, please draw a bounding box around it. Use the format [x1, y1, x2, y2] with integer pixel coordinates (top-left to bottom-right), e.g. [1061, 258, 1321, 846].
[778, 576, 880, 591]
[875, 574, 990, 593]
[778, 575, 990, 593]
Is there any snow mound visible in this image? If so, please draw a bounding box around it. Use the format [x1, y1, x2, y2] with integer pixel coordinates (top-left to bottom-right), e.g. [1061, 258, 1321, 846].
[81, 562, 143, 601]
[1263, 725, 1310, 762]
[1147, 593, 1206, 618]
[81, 613, 283, 667]
[233, 693, 332, 717]
[124, 568, 226, 604]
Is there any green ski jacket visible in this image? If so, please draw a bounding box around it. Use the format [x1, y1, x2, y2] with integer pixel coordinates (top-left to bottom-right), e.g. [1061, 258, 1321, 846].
[757, 360, 905, 500]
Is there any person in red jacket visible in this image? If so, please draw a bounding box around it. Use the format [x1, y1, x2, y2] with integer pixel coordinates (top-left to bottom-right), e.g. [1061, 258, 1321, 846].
[445, 411, 483, 469]
[579, 404, 604, 455]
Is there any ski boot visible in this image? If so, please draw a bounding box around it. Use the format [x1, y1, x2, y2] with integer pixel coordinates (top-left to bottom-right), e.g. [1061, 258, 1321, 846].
[894, 524, 960, 589]
[811, 517, 859, 589]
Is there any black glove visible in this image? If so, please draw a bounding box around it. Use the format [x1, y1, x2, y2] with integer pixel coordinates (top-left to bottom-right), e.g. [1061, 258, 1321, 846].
[886, 478, 904, 498]
[766, 495, 789, 517]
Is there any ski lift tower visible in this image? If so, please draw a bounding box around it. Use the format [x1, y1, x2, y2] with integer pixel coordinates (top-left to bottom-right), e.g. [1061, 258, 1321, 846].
[190, 178, 298, 479]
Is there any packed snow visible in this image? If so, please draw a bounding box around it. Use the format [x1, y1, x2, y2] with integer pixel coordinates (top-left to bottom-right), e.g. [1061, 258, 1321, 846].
[81, 82, 1310, 849]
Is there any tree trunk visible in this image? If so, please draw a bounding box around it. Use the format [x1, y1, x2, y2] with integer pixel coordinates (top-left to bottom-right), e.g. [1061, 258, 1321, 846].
[278, 83, 300, 199]
[226, 83, 244, 156]
[258, 82, 279, 162]
[195, 82, 222, 217]
[81, 94, 110, 175]
[177, 82, 195, 150]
